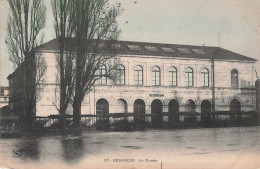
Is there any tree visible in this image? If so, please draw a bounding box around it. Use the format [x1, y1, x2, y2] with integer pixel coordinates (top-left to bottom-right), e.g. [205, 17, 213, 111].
[70, 0, 121, 130]
[51, 0, 75, 131]
[6, 0, 46, 130]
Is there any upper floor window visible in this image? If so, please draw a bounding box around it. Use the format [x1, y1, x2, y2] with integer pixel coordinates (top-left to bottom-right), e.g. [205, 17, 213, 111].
[97, 65, 107, 85]
[3, 89, 8, 96]
[201, 68, 209, 87]
[116, 64, 125, 85]
[185, 67, 193, 87]
[134, 65, 143, 85]
[231, 69, 238, 88]
[152, 66, 160, 86]
[169, 67, 177, 86]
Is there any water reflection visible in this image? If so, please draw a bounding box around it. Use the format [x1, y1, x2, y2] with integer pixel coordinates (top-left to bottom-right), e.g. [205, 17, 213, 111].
[14, 139, 40, 161]
[61, 137, 84, 163]
[0, 126, 259, 169]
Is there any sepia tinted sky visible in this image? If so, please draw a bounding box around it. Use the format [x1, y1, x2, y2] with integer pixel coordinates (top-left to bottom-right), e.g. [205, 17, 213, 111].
[1, 0, 260, 86]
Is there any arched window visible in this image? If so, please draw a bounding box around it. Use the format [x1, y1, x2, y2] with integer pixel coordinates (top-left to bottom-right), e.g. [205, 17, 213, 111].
[134, 99, 146, 121]
[151, 99, 163, 125]
[152, 66, 160, 86]
[115, 99, 128, 113]
[169, 67, 177, 86]
[185, 99, 196, 112]
[185, 68, 193, 87]
[97, 65, 107, 85]
[116, 65, 125, 85]
[230, 99, 241, 112]
[134, 65, 143, 85]
[201, 68, 209, 87]
[96, 98, 109, 115]
[231, 69, 238, 88]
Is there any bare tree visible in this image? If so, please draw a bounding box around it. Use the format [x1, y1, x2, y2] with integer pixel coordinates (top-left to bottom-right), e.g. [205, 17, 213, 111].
[70, 0, 122, 130]
[51, 0, 75, 131]
[6, 0, 46, 130]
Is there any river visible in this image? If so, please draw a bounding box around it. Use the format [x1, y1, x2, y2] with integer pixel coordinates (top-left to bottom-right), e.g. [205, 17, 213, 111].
[0, 126, 260, 169]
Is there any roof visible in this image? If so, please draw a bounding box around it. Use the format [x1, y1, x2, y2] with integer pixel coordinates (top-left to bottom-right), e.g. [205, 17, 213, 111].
[35, 38, 257, 62]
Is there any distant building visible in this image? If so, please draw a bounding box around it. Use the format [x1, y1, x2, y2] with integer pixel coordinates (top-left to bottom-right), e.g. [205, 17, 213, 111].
[0, 86, 10, 116]
[8, 38, 258, 123]
[7, 65, 25, 117]
[0, 86, 9, 108]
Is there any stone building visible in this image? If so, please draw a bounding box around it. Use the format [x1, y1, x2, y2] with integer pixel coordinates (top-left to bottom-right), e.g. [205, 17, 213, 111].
[8, 38, 258, 121]
[7, 64, 27, 116]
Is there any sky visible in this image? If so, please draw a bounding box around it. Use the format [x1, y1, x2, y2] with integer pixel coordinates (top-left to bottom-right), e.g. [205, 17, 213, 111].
[0, 0, 260, 86]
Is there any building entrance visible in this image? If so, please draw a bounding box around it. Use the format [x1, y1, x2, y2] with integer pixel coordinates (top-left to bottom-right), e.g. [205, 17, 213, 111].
[201, 100, 211, 126]
[230, 99, 241, 112]
[151, 99, 163, 127]
[96, 99, 109, 129]
[134, 99, 145, 121]
[168, 99, 179, 124]
[96, 99, 109, 115]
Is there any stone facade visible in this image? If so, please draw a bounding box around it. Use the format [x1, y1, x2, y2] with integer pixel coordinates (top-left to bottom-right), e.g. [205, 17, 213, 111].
[9, 39, 258, 117]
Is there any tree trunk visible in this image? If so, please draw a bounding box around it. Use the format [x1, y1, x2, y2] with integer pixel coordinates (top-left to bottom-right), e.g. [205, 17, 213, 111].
[59, 105, 66, 132]
[24, 102, 35, 130]
[73, 95, 82, 127]
[59, 38, 66, 132]
[73, 93, 82, 134]
[23, 53, 36, 131]
[73, 45, 84, 133]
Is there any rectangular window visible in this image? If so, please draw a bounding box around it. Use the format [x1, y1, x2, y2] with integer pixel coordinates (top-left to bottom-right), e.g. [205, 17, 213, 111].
[134, 70, 143, 85]
[185, 73, 193, 87]
[192, 49, 205, 54]
[116, 71, 124, 85]
[169, 72, 177, 86]
[144, 46, 158, 52]
[120, 71, 125, 84]
[152, 72, 160, 86]
[201, 73, 209, 87]
[231, 70, 238, 88]
[115, 65, 125, 85]
[161, 47, 175, 53]
[177, 48, 190, 53]
[127, 45, 141, 51]
[201, 69, 209, 87]
[97, 67, 107, 85]
[92, 42, 105, 49]
[111, 44, 123, 50]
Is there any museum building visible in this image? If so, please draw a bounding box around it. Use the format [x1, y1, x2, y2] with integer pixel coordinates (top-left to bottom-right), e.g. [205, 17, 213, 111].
[8, 38, 258, 121]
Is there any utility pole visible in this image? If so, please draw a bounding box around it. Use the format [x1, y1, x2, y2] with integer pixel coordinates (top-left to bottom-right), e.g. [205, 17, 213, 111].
[212, 32, 220, 115]
[218, 32, 220, 47]
[211, 49, 218, 115]
[252, 65, 254, 110]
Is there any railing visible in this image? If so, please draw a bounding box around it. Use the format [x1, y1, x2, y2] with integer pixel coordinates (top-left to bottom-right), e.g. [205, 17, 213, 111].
[33, 111, 259, 129]
[0, 116, 20, 120]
